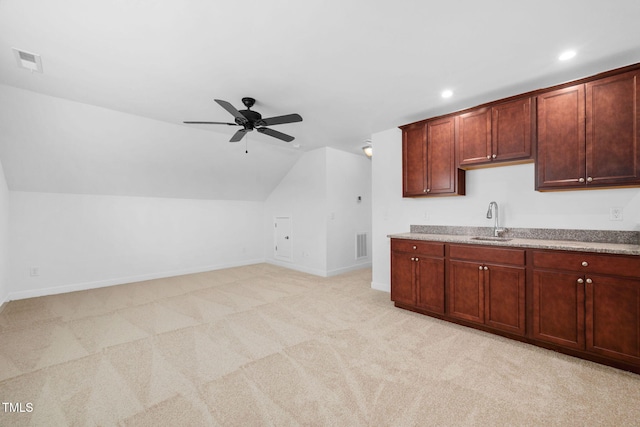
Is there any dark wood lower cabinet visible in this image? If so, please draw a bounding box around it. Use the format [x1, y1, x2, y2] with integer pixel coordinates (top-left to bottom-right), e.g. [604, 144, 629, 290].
[532, 270, 585, 349]
[448, 247, 525, 336]
[390, 240, 445, 315]
[485, 264, 526, 335]
[586, 275, 640, 365]
[448, 260, 484, 323]
[390, 238, 640, 374]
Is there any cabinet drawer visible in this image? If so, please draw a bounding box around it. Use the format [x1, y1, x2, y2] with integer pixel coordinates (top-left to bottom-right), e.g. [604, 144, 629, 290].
[391, 239, 445, 257]
[533, 250, 640, 277]
[449, 244, 525, 265]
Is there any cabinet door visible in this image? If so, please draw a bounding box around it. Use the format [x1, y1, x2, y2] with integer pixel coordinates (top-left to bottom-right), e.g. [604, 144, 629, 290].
[402, 122, 427, 196]
[532, 270, 585, 349]
[448, 260, 484, 324]
[457, 108, 491, 166]
[484, 264, 526, 335]
[391, 251, 415, 306]
[586, 70, 640, 187]
[416, 256, 445, 314]
[426, 117, 458, 195]
[492, 97, 533, 163]
[536, 85, 586, 190]
[585, 274, 640, 364]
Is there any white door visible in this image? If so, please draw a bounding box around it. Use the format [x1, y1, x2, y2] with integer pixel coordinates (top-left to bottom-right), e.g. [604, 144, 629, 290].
[274, 216, 292, 261]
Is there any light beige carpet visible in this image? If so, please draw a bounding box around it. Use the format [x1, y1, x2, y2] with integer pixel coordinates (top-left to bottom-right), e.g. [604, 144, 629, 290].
[1, 263, 639, 426]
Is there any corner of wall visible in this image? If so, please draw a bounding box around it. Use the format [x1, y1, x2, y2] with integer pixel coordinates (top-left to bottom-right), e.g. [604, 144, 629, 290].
[0, 157, 10, 306]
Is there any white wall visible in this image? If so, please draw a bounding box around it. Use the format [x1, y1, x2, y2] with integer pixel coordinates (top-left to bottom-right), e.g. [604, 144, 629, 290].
[8, 192, 265, 299]
[0, 159, 9, 306]
[264, 147, 373, 277]
[264, 148, 328, 276]
[371, 127, 640, 291]
[326, 148, 372, 275]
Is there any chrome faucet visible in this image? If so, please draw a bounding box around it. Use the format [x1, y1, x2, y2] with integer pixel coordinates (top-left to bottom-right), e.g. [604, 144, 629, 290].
[486, 201, 505, 237]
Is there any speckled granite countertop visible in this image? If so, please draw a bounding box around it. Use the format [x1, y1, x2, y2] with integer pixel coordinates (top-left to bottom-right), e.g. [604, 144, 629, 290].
[388, 226, 640, 256]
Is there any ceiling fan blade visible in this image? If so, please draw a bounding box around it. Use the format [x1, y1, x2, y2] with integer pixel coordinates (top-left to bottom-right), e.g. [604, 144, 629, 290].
[215, 99, 248, 124]
[257, 127, 295, 142]
[183, 121, 238, 126]
[257, 113, 303, 127]
[230, 129, 249, 142]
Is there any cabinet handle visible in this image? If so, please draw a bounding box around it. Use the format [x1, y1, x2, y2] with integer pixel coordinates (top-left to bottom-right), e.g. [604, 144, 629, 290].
[415, 258, 419, 262]
[483, 266, 488, 271]
[487, 155, 491, 160]
[586, 278, 593, 284]
[578, 177, 585, 183]
[577, 278, 584, 284]
[412, 245, 417, 250]
[410, 257, 415, 261]
[478, 266, 483, 270]
[587, 176, 593, 183]
[426, 189, 431, 193]
[581, 261, 588, 267]
[423, 189, 427, 193]
[492, 154, 497, 159]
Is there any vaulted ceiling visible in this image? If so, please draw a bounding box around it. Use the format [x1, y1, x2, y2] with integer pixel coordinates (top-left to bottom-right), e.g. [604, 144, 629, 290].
[1, 0, 640, 200]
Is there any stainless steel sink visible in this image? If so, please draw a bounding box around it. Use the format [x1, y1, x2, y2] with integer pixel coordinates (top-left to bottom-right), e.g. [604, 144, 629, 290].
[471, 236, 513, 242]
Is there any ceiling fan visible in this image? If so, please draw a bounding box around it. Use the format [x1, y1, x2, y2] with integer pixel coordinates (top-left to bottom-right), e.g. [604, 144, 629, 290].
[184, 97, 303, 143]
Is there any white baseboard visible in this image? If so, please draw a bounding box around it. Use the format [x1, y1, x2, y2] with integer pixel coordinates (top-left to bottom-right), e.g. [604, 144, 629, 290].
[6, 258, 265, 301]
[266, 259, 372, 278]
[326, 262, 372, 277]
[371, 281, 390, 292]
[265, 259, 328, 277]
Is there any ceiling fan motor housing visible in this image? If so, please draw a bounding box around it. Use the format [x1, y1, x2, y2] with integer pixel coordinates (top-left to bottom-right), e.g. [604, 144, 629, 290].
[237, 109, 262, 128]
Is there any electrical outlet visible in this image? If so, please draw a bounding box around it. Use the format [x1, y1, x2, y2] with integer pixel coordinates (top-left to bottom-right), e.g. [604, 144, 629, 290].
[29, 267, 40, 277]
[610, 207, 623, 221]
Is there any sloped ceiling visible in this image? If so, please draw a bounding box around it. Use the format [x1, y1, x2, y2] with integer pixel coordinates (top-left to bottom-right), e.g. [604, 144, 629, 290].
[1, 0, 640, 200]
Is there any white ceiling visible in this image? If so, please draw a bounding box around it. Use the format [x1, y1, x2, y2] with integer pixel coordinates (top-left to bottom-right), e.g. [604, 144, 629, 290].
[1, 0, 640, 200]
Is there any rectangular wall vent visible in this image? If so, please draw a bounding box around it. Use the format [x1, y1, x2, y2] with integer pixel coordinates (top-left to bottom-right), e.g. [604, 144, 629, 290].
[356, 232, 368, 259]
[12, 48, 43, 73]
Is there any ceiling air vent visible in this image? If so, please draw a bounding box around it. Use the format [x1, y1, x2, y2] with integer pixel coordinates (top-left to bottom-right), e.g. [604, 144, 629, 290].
[12, 48, 43, 73]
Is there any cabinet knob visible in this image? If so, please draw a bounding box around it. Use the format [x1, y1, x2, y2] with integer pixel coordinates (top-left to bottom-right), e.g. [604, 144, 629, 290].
[423, 189, 427, 193]
[412, 245, 417, 250]
[479, 266, 483, 270]
[487, 155, 491, 160]
[578, 177, 585, 183]
[411, 257, 415, 261]
[483, 266, 488, 271]
[586, 278, 593, 284]
[415, 258, 419, 262]
[426, 189, 431, 193]
[492, 154, 497, 159]
[577, 278, 584, 284]
[581, 261, 588, 267]
[587, 176, 593, 183]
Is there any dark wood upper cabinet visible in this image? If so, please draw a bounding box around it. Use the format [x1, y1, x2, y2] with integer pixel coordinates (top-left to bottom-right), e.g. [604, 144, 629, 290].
[457, 107, 492, 166]
[586, 70, 640, 187]
[536, 70, 640, 190]
[402, 62, 640, 195]
[401, 122, 427, 196]
[491, 97, 533, 163]
[401, 117, 464, 197]
[458, 98, 534, 168]
[536, 84, 586, 189]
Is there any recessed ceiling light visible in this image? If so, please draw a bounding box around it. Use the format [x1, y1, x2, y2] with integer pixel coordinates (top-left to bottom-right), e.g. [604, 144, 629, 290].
[441, 89, 453, 99]
[558, 50, 577, 61]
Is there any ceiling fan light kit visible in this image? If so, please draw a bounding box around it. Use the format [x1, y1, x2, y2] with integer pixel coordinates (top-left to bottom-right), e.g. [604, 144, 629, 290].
[184, 97, 302, 144]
